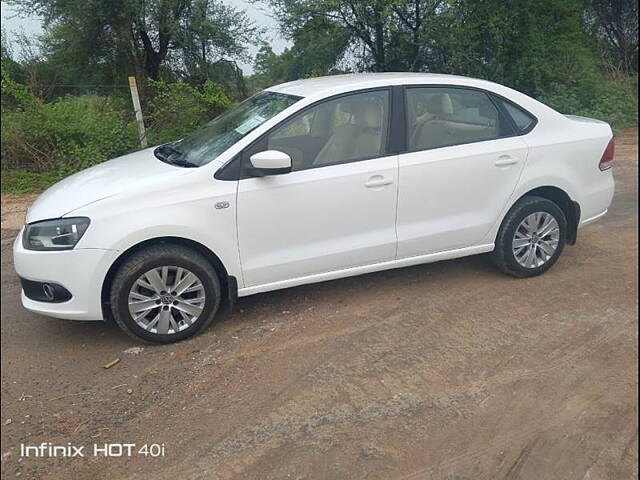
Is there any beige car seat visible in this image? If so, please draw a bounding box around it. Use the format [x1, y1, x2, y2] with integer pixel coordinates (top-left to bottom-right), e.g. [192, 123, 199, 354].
[412, 94, 501, 149]
[313, 101, 383, 167]
[409, 93, 454, 150]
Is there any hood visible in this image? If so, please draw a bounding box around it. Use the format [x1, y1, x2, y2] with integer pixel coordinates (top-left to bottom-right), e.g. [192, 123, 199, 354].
[26, 148, 189, 223]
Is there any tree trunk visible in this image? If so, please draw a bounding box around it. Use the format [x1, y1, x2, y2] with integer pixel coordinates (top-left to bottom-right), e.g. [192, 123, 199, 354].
[373, 3, 386, 71]
[138, 29, 165, 79]
[145, 52, 162, 79]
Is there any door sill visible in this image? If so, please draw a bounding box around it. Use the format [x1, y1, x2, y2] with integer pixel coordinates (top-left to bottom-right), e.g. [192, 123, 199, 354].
[237, 244, 495, 297]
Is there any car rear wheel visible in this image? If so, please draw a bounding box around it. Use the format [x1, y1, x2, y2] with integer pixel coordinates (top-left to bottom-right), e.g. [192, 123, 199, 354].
[110, 245, 221, 343]
[492, 196, 567, 278]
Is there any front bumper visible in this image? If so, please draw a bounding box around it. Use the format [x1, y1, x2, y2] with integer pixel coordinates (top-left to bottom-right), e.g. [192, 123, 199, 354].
[13, 230, 119, 321]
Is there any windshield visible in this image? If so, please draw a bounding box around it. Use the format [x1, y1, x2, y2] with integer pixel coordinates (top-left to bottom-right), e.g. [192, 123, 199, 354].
[154, 91, 300, 167]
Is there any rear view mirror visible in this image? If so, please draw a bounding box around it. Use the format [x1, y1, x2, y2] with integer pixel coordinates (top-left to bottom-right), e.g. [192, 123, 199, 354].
[248, 150, 292, 176]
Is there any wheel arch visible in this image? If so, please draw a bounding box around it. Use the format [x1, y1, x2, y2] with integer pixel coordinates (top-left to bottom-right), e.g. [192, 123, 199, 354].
[101, 236, 237, 320]
[514, 186, 580, 245]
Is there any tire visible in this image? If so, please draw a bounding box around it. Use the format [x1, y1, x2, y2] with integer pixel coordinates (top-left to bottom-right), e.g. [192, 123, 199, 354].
[492, 196, 567, 278]
[110, 244, 221, 343]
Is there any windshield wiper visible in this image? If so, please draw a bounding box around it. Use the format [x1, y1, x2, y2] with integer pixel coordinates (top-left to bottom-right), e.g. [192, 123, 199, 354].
[153, 147, 170, 161]
[163, 143, 183, 157]
[153, 144, 198, 168]
[167, 157, 198, 168]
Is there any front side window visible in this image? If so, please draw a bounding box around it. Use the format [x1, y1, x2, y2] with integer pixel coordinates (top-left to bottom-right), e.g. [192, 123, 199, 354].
[266, 90, 390, 171]
[154, 91, 300, 167]
[405, 87, 509, 152]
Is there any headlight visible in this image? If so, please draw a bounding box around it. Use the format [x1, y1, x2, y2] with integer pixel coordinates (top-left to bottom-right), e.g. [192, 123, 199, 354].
[23, 217, 90, 251]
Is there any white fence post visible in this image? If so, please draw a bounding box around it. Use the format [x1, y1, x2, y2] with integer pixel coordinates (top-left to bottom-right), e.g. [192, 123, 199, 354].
[128, 76, 147, 148]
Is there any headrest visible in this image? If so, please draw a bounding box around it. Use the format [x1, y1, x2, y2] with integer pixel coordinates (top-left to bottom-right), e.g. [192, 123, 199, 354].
[351, 101, 382, 129]
[426, 93, 453, 116]
[478, 103, 495, 120]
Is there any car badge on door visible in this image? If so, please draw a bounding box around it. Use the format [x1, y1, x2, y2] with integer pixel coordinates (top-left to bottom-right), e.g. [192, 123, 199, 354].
[215, 201, 230, 209]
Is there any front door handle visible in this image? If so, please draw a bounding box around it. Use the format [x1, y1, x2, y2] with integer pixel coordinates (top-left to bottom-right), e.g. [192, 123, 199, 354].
[365, 176, 393, 188]
[495, 156, 519, 167]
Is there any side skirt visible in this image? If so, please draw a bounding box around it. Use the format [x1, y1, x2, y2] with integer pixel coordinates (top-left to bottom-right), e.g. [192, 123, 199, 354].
[237, 244, 495, 297]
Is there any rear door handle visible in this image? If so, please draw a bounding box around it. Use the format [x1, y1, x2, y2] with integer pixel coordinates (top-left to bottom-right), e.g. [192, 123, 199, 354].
[495, 156, 519, 167]
[365, 176, 393, 188]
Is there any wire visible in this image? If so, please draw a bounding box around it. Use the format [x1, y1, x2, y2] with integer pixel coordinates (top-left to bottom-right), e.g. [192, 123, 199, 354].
[29, 84, 130, 88]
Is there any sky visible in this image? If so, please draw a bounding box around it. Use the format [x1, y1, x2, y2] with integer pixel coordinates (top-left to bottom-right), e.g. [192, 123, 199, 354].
[0, 0, 289, 74]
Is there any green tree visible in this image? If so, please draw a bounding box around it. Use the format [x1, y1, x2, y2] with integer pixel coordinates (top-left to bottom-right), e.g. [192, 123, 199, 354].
[585, 0, 638, 74]
[178, 0, 261, 82]
[1, 28, 23, 81]
[9, 0, 260, 82]
[262, 0, 450, 72]
[443, 0, 599, 97]
[261, 0, 617, 99]
[252, 17, 349, 89]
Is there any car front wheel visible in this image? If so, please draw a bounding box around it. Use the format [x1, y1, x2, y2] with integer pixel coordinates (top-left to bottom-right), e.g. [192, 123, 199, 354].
[110, 244, 221, 343]
[492, 195, 567, 278]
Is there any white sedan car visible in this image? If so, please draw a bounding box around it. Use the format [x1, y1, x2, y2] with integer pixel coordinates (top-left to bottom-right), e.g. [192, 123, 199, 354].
[13, 73, 615, 343]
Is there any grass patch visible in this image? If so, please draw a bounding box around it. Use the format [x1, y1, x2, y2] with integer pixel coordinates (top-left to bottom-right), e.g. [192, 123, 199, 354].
[1, 169, 63, 194]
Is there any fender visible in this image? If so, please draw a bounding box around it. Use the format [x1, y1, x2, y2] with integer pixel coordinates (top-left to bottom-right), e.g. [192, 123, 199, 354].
[482, 176, 580, 246]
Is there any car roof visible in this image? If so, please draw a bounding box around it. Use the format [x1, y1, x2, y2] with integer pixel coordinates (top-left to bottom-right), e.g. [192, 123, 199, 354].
[266, 72, 493, 98]
[264, 72, 564, 127]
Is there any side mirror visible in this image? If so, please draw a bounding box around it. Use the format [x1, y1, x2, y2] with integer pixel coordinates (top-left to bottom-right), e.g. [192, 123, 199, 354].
[248, 150, 292, 176]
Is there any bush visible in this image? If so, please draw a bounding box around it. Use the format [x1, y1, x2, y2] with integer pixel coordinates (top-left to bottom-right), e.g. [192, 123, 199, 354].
[539, 76, 638, 130]
[1, 93, 138, 175]
[0, 169, 63, 194]
[1, 74, 233, 193]
[0, 67, 635, 195]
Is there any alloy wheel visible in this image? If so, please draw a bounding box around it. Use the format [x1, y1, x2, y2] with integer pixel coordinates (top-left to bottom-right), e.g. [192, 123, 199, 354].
[127, 266, 206, 335]
[512, 212, 560, 269]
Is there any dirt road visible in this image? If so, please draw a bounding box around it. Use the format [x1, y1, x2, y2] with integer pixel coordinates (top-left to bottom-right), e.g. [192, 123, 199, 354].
[1, 130, 637, 480]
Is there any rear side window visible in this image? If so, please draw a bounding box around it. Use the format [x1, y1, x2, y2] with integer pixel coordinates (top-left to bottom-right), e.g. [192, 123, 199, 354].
[499, 99, 536, 133]
[405, 87, 511, 152]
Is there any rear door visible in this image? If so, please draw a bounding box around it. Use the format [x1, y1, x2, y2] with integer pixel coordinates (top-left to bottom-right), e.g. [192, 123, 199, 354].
[397, 86, 529, 257]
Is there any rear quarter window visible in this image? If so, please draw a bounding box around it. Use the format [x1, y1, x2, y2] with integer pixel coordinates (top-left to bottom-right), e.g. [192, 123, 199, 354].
[499, 99, 536, 133]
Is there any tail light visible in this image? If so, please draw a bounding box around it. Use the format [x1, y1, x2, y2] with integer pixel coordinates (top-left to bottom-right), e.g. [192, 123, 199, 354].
[599, 138, 615, 171]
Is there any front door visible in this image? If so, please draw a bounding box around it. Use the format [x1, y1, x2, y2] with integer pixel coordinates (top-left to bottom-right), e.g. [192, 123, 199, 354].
[237, 89, 399, 288]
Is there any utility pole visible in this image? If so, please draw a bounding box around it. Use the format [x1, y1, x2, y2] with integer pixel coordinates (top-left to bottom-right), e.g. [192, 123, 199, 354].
[128, 76, 147, 148]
